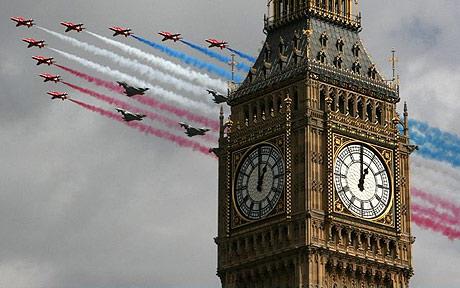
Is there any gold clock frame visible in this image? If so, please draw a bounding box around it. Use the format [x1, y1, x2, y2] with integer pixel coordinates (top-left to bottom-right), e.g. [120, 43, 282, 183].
[330, 133, 396, 228]
[230, 135, 287, 228]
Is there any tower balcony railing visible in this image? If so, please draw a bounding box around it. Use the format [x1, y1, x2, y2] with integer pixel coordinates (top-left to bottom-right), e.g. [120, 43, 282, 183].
[264, 4, 361, 31]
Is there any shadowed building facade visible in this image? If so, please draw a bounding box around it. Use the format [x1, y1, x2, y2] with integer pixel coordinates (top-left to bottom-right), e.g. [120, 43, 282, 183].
[215, 1, 414, 287]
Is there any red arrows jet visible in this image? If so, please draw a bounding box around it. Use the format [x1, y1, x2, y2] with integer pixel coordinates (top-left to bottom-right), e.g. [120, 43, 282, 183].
[32, 56, 54, 66]
[47, 91, 68, 100]
[23, 38, 46, 48]
[109, 26, 132, 37]
[10, 16, 34, 28]
[40, 73, 61, 83]
[60, 22, 85, 32]
[158, 31, 182, 42]
[205, 38, 228, 49]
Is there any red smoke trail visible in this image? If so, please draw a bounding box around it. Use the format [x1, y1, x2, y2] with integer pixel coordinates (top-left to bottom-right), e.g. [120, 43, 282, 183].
[55, 64, 220, 131]
[411, 187, 460, 217]
[63, 82, 218, 143]
[69, 99, 213, 156]
[412, 203, 460, 227]
[411, 212, 460, 240]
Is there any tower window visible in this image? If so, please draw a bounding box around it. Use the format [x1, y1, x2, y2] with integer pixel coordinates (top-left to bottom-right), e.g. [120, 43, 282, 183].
[366, 101, 373, 122]
[376, 104, 383, 125]
[348, 97, 355, 117]
[320, 32, 328, 47]
[335, 0, 340, 13]
[336, 38, 344, 52]
[328, 0, 333, 12]
[317, 51, 327, 64]
[293, 32, 300, 50]
[293, 89, 299, 110]
[357, 98, 364, 119]
[338, 94, 346, 114]
[320, 88, 326, 110]
[342, 0, 347, 16]
[279, 37, 286, 55]
[334, 56, 343, 69]
[352, 61, 361, 74]
[368, 65, 377, 79]
[264, 43, 271, 62]
[352, 43, 360, 57]
[322, 0, 326, 9]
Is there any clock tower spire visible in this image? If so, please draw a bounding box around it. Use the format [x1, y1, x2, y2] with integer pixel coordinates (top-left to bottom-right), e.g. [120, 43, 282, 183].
[216, 1, 414, 287]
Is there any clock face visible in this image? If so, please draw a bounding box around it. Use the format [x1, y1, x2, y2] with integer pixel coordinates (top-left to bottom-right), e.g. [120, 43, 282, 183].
[234, 144, 285, 220]
[334, 143, 392, 219]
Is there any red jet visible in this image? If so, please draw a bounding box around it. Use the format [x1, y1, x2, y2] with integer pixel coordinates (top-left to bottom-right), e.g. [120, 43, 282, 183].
[47, 91, 68, 100]
[23, 38, 46, 48]
[40, 73, 61, 83]
[10, 16, 34, 28]
[60, 22, 85, 32]
[205, 38, 228, 49]
[109, 26, 132, 37]
[32, 56, 54, 66]
[158, 31, 182, 42]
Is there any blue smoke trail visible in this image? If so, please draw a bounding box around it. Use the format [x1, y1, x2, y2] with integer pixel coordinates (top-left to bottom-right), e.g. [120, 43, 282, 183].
[409, 119, 460, 167]
[181, 40, 251, 72]
[227, 47, 257, 63]
[132, 35, 243, 82]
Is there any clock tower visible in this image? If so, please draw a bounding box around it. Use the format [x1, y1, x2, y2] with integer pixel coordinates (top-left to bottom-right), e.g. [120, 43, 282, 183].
[215, 1, 414, 287]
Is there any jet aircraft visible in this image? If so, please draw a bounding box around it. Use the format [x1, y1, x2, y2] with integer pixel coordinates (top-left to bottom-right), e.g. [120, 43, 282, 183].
[179, 122, 210, 137]
[158, 31, 182, 42]
[117, 81, 149, 97]
[40, 73, 61, 83]
[205, 38, 228, 49]
[60, 22, 85, 32]
[109, 26, 132, 37]
[116, 108, 146, 122]
[10, 16, 34, 28]
[206, 89, 228, 104]
[32, 56, 54, 66]
[23, 38, 46, 48]
[47, 91, 68, 100]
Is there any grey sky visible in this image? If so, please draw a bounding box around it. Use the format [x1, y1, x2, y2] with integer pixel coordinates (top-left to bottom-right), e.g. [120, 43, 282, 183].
[0, 1, 459, 287]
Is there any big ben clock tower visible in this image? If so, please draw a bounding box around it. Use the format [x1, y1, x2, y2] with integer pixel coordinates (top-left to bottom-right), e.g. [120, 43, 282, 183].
[215, 1, 414, 287]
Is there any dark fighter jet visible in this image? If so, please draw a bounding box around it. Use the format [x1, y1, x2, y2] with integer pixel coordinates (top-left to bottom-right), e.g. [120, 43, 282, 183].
[206, 89, 228, 104]
[117, 81, 149, 97]
[179, 122, 210, 137]
[116, 108, 146, 122]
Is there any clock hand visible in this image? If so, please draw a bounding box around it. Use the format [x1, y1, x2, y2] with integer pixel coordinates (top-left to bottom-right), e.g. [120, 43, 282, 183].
[258, 147, 261, 181]
[358, 146, 365, 191]
[257, 164, 269, 192]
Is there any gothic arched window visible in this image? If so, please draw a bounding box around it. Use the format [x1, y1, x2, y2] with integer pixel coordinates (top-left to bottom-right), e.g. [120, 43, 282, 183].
[376, 104, 383, 125]
[320, 88, 326, 110]
[348, 96, 355, 117]
[366, 101, 373, 122]
[339, 93, 346, 114]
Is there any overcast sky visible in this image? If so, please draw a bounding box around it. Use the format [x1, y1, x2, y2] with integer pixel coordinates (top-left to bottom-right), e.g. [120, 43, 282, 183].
[0, 1, 459, 288]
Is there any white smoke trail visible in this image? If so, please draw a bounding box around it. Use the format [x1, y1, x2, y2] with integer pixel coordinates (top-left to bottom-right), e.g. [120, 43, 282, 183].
[49, 48, 212, 114]
[412, 155, 460, 203]
[38, 27, 210, 99]
[86, 31, 227, 92]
